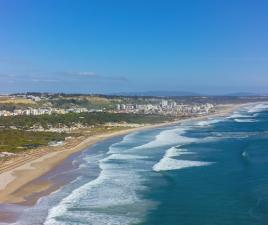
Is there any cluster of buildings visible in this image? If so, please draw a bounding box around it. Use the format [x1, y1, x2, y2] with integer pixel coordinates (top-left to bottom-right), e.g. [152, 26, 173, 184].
[115, 100, 215, 116]
[0, 96, 215, 118]
[0, 107, 99, 117]
[14, 94, 49, 102]
[30, 123, 90, 133]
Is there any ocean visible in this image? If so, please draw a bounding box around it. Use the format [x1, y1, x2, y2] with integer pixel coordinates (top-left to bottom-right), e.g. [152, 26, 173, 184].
[3, 103, 268, 225]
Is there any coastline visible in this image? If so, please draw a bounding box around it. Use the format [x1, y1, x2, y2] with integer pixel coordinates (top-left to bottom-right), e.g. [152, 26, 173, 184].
[0, 103, 246, 206]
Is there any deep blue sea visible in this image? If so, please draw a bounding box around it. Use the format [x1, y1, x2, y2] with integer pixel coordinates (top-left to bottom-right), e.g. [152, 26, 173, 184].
[4, 103, 268, 225]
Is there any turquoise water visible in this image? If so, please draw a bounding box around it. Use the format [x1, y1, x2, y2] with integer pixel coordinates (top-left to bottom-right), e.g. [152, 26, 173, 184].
[5, 103, 268, 225]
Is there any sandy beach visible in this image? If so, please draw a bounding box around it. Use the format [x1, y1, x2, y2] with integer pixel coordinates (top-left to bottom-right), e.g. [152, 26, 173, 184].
[0, 103, 245, 206]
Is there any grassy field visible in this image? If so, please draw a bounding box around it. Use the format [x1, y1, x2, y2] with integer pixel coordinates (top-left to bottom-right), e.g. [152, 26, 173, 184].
[0, 112, 174, 153]
[0, 129, 67, 153]
[0, 97, 35, 105]
[0, 112, 174, 129]
[50, 96, 117, 109]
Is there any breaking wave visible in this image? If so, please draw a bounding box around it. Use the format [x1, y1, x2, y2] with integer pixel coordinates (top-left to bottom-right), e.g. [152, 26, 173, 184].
[133, 127, 195, 150]
[153, 146, 213, 172]
[195, 119, 223, 126]
[44, 154, 154, 225]
[234, 119, 258, 123]
[247, 103, 268, 113]
[228, 113, 251, 119]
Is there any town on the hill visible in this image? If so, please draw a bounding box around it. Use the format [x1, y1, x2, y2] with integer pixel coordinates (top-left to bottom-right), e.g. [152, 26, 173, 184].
[0, 94, 215, 117]
[0, 93, 266, 157]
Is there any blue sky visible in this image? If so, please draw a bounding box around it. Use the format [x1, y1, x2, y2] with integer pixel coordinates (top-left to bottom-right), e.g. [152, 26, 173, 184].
[0, 0, 268, 94]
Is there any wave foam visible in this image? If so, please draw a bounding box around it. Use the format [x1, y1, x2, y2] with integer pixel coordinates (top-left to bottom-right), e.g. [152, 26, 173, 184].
[234, 119, 258, 123]
[228, 113, 251, 119]
[134, 127, 195, 150]
[44, 142, 154, 225]
[153, 158, 213, 172]
[107, 132, 139, 154]
[247, 103, 268, 113]
[196, 119, 222, 126]
[102, 153, 149, 161]
[153, 146, 213, 172]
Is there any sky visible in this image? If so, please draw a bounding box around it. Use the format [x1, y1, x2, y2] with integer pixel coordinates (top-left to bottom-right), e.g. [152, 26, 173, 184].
[0, 0, 268, 94]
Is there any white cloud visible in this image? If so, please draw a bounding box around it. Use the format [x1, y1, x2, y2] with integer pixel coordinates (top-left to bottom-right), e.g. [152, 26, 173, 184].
[77, 71, 97, 76]
[31, 79, 59, 83]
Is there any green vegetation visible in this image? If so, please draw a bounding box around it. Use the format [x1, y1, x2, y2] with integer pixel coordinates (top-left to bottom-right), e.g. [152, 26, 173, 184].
[48, 96, 164, 110]
[0, 129, 67, 153]
[0, 97, 36, 112]
[50, 96, 118, 110]
[0, 97, 35, 105]
[0, 112, 174, 153]
[0, 112, 174, 129]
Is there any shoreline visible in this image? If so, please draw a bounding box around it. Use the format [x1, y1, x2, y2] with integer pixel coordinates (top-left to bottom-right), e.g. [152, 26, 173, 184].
[0, 103, 247, 206]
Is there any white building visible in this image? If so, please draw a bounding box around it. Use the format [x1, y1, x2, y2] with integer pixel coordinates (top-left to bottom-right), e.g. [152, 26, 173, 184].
[161, 100, 168, 108]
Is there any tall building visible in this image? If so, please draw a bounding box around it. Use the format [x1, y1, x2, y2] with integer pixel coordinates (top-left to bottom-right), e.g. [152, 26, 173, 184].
[161, 100, 168, 108]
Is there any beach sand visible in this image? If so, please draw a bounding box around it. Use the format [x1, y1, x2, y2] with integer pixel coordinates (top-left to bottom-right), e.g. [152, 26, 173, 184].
[0, 103, 244, 206]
